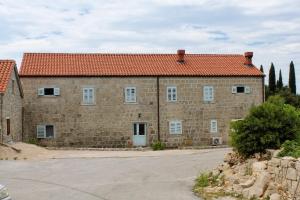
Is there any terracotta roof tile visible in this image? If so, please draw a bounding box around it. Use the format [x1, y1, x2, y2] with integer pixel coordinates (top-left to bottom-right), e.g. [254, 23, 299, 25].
[19, 52, 263, 77]
[0, 60, 15, 93]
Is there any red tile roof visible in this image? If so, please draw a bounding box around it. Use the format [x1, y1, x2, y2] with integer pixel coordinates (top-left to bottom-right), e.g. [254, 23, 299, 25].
[0, 60, 15, 93]
[20, 52, 263, 77]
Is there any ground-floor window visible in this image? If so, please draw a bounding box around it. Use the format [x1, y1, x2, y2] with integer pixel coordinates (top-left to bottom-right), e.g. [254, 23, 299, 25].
[210, 120, 218, 133]
[37, 125, 54, 138]
[169, 120, 182, 134]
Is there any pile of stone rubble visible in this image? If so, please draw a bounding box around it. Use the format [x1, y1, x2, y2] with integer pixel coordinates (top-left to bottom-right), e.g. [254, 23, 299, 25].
[201, 150, 300, 200]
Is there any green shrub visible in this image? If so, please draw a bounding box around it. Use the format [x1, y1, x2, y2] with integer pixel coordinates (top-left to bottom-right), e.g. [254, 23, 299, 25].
[194, 173, 209, 188]
[151, 141, 165, 151]
[230, 96, 300, 157]
[278, 140, 300, 158]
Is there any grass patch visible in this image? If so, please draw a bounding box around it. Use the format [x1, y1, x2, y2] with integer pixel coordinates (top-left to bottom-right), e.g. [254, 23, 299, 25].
[278, 140, 300, 158]
[151, 141, 165, 151]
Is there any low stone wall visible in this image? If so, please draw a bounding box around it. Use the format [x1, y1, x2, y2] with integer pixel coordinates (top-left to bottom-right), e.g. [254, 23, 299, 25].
[197, 151, 300, 200]
[268, 156, 300, 198]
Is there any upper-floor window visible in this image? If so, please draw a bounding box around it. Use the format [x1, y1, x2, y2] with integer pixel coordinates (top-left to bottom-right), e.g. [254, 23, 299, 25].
[203, 86, 214, 102]
[125, 87, 136, 103]
[167, 86, 177, 102]
[83, 88, 95, 105]
[38, 87, 60, 96]
[210, 119, 218, 133]
[37, 125, 54, 139]
[169, 120, 182, 134]
[232, 86, 250, 94]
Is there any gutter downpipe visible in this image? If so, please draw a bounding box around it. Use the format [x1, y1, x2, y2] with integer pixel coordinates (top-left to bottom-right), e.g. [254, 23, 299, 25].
[156, 76, 160, 141]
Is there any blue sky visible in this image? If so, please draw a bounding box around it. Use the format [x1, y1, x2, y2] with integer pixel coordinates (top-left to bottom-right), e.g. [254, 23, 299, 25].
[0, 0, 299, 91]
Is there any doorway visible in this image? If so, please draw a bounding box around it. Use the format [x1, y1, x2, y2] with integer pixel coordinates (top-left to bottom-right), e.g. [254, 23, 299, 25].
[133, 123, 146, 146]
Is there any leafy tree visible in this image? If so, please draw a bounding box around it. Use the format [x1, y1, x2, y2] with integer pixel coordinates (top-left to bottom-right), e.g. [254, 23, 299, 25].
[277, 69, 283, 89]
[289, 61, 296, 94]
[230, 96, 300, 157]
[260, 65, 264, 73]
[269, 63, 276, 93]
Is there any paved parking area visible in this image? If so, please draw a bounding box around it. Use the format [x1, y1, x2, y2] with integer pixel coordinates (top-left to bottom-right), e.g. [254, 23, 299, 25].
[0, 148, 230, 200]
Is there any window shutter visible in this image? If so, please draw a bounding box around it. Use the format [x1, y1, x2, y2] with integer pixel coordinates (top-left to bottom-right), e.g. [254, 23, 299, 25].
[54, 88, 60, 96]
[38, 88, 44, 96]
[245, 86, 251, 94]
[232, 86, 237, 94]
[37, 125, 46, 138]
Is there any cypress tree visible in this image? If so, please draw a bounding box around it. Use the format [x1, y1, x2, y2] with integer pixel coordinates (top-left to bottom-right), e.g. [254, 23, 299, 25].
[260, 65, 264, 73]
[269, 63, 276, 93]
[289, 61, 296, 94]
[277, 69, 283, 89]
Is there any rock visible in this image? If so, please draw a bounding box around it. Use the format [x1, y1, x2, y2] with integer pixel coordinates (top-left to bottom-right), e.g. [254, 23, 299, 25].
[264, 182, 276, 197]
[252, 161, 267, 174]
[240, 177, 256, 188]
[270, 193, 281, 200]
[248, 171, 271, 198]
[269, 158, 281, 167]
[233, 184, 243, 194]
[215, 197, 236, 200]
[224, 153, 232, 163]
[212, 169, 221, 177]
[296, 162, 300, 171]
[286, 168, 297, 181]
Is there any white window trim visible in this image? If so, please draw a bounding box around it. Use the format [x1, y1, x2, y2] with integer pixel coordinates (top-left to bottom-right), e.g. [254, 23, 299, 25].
[124, 87, 137, 103]
[203, 86, 214, 102]
[210, 119, 218, 133]
[169, 120, 182, 135]
[166, 86, 177, 102]
[36, 124, 55, 139]
[82, 87, 95, 105]
[38, 87, 60, 96]
[232, 85, 251, 94]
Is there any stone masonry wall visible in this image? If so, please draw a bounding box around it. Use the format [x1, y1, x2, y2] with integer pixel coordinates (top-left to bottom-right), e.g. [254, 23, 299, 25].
[21, 76, 263, 147]
[1, 70, 23, 143]
[268, 157, 300, 198]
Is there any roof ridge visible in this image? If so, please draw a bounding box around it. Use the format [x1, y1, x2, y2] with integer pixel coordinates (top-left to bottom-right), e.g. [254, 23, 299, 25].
[23, 52, 243, 56]
[0, 59, 16, 62]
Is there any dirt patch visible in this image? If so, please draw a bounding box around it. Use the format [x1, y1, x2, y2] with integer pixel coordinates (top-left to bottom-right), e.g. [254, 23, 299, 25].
[0, 142, 55, 160]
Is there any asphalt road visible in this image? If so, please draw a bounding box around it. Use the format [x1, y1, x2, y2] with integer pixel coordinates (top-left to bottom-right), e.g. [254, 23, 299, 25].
[0, 148, 229, 200]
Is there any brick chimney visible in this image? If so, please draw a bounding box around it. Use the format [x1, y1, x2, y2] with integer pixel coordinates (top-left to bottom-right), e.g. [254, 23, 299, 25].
[177, 49, 185, 63]
[244, 52, 253, 66]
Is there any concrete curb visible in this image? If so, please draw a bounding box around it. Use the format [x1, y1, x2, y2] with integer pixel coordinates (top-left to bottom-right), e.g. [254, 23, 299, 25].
[46, 145, 230, 151]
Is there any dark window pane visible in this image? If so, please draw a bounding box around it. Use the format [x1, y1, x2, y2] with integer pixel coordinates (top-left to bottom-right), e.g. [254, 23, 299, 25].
[139, 124, 145, 135]
[46, 125, 54, 138]
[237, 86, 245, 93]
[44, 88, 54, 95]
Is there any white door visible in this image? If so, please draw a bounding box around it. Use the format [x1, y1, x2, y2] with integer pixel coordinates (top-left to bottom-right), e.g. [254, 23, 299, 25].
[133, 123, 146, 146]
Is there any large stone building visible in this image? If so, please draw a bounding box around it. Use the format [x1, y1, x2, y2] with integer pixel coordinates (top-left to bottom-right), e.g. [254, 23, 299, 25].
[19, 50, 264, 147]
[0, 60, 23, 143]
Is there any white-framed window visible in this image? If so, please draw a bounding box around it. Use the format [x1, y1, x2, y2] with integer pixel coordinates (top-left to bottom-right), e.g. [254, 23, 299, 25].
[125, 87, 137, 103]
[232, 86, 250, 94]
[169, 120, 182, 134]
[37, 125, 54, 138]
[83, 87, 95, 104]
[167, 86, 177, 102]
[210, 120, 218, 133]
[203, 86, 214, 102]
[38, 87, 60, 96]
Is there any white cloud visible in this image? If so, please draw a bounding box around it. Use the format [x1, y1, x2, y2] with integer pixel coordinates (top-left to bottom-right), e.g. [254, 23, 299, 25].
[0, 0, 299, 91]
